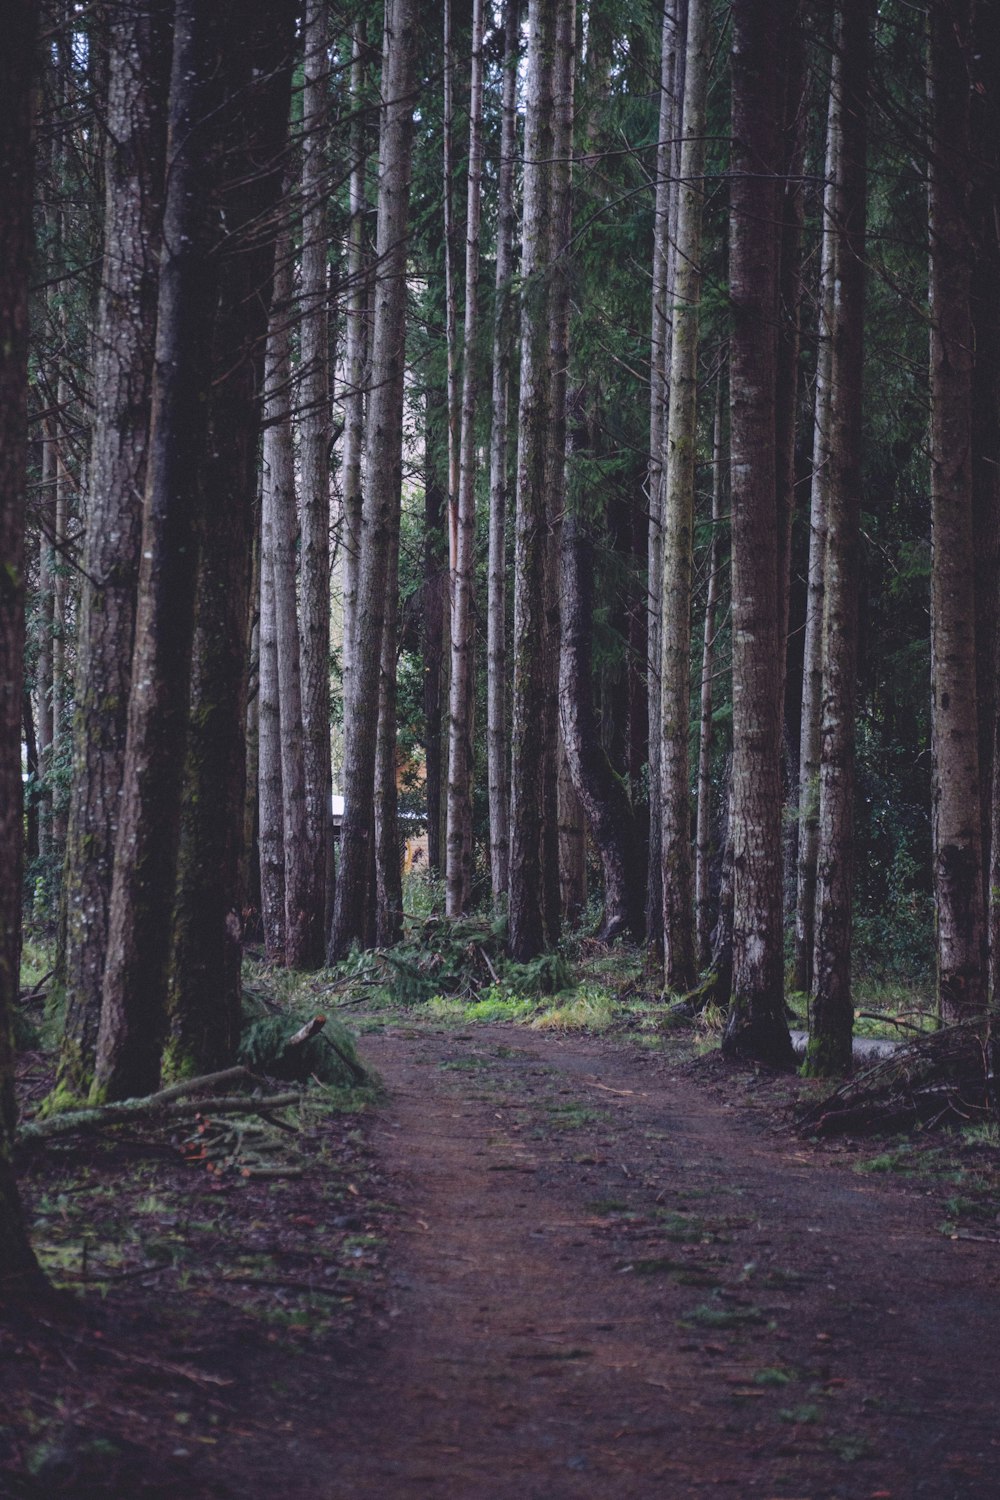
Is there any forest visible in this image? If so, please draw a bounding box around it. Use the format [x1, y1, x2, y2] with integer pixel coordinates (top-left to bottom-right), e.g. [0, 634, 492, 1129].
[2, 0, 1000, 1423]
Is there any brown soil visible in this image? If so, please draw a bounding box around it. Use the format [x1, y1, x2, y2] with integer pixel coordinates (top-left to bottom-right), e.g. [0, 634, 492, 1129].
[4, 1019, 1000, 1498]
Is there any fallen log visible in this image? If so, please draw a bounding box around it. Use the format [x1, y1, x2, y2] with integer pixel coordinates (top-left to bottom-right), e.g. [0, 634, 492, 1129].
[19, 1068, 300, 1144]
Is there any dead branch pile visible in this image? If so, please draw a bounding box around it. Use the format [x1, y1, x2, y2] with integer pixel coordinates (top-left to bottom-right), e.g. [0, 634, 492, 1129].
[797, 1018, 998, 1136]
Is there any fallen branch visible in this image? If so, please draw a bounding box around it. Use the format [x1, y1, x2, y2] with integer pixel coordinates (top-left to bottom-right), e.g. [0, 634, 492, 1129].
[19, 1072, 299, 1144]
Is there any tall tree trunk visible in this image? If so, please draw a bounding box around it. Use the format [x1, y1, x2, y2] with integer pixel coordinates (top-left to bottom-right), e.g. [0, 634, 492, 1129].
[805, 0, 868, 1077]
[795, 45, 840, 997]
[509, 0, 557, 961]
[329, 0, 418, 960]
[258, 484, 285, 961]
[442, 0, 460, 573]
[58, 0, 171, 1100]
[341, 19, 369, 710]
[486, 0, 519, 906]
[95, 0, 228, 1100]
[928, 0, 986, 1020]
[0, 0, 46, 1300]
[647, 0, 686, 950]
[660, 0, 710, 993]
[695, 375, 725, 968]
[721, 0, 795, 1068]
[445, 0, 485, 917]
[560, 497, 641, 941]
[166, 0, 295, 1075]
[263, 242, 311, 970]
[375, 523, 403, 945]
[422, 385, 447, 875]
[298, 0, 334, 964]
[541, 0, 576, 947]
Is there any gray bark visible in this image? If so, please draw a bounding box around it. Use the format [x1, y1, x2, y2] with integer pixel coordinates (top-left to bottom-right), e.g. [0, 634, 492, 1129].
[660, 0, 710, 993]
[445, 0, 485, 917]
[298, 0, 334, 963]
[59, 0, 171, 1099]
[509, 0, 557, 961]
[329, 0, 418, 959]
[805, 0, 869, 1078]
[486, 0, 519, 905]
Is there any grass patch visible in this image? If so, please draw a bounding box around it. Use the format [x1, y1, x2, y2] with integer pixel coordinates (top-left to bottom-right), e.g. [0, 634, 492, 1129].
[680, 1301, 766, 1330]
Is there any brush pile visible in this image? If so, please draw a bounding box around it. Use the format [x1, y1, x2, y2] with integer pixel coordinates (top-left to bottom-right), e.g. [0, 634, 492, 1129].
[798, 1018, 998, 1136]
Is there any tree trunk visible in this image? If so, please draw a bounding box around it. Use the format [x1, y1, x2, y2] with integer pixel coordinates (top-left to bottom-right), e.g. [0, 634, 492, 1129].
[540, 0, 576, 948]
[695, 375, 725, 969]
[298, 0, 334, 964]
[95, 0, 228, 1101]
[560, 501, 641, 941]
[340, 19, 369, 707]
[445, 0, 485, 917]
[928, 0, 987, 1020]
[422, 384, 447, 876]
[329, 0, 418, 960]
[721, 0, 795, 1068]
[58, 0, 171, 1101]
[795, 46, 839, 998]
[805, 0, 868, 1078]
[646, 0, 686, 951]
[509, 0, 557, 961]
[264, 242, 312, 969]
[0, 0, 46, 1298]
[660, 0, 710, 994]
[166, 0, 295, 1075]
[258, 486, 285, 961]
[486, 0, 519, 907]
[375, 523, 403, 946]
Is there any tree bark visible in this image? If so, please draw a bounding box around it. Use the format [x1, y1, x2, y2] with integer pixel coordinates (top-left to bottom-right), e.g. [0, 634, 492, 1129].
[58, 0, 171, 1100]
[560, 500, 641, 941]
[329, 0, 418, 959]
[509, 0, 558, 961]
[794, 44, 840, 998]
[928, 0, 987, 1020]
[695, 375, 725, 968]
[263, 241, 311, 970]
[167, 0, 295, 1075]
[258, 487, 285, 961]
[422, 385, 447, 876]
[340, 19, 369, 708]
[647, 0, 686, 951]
[486, 0, 519, 906]
[0, 0, 46, 1298]
[660, 0, 710, 993]
[721, 0, 795, 1068]
[805, 0, 869, 1078]
[95, 0, 228, 1100]
[445, 0, 485, 917]
[298, 0, 334, 964]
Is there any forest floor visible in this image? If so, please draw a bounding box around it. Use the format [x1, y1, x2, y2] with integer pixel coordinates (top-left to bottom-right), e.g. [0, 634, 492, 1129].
[3, 1007, 1000, 1498]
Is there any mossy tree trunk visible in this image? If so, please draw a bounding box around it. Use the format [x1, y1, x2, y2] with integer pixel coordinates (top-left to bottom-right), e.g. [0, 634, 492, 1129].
[166, 0, 296, 1077]
[0, 0, 46, 1299]
[58, 0, 171, 1101]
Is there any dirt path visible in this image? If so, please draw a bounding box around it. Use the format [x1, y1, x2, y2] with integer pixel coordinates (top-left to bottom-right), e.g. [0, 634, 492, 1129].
[320, 1023, 1000, 1499]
